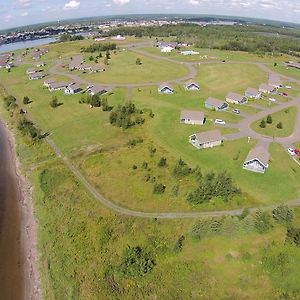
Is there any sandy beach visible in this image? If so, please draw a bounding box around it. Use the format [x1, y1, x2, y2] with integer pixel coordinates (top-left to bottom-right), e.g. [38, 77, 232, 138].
[0, 120, 40, 300]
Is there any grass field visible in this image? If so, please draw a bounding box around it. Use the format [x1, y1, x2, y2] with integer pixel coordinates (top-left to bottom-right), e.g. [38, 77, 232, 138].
[251, 106, 298, 138]
[75, 49, 189, 84]
[272, 64, 300, 81]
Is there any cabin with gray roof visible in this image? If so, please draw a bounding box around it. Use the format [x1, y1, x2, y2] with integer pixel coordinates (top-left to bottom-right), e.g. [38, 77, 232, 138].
[29, 72, 44, 80]
[269, 73, 282, 88]
[243, 146, 270, 174]
[65, 83, 82, 95]
[189, 130, 223, 149]
[43, 78, 56, 87]
[87, 85, 109, 96]
[48, 82, 69, 92]
[158, 84, 174, 94]
[259, 83, 276, 94]
[180, 110, 205, 125]
[205, 97, 228, 111]
[286, 61, 300, 70]
[184, 80, 200, 91]
[226, 92, 247, 105]
[245, 88, 261, 99]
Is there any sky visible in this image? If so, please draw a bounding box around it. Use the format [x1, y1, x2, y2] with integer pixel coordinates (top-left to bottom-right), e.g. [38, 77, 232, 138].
[1, 0, 300, 30]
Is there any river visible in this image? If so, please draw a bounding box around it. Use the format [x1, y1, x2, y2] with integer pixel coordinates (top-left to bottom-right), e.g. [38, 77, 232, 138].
[0, 37, 57, 54]
[0, 121, 24, 299]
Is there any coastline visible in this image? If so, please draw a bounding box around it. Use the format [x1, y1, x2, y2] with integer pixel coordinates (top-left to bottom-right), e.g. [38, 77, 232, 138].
[0, 120, 40, 299]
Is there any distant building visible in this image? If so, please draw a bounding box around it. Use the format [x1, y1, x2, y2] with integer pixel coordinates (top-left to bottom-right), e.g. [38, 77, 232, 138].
[243, 146, 270, 174]
[189, 130, 223, 149]
[226, 92, 247, 105]
[26, 68, 37, 75]
[111, 35, 125, 40]
[180, 50, 199, 56]
[29, 72, 44, 80]
[245, 88, 261, 99]
[87, 85, 109, 96]
[36, 62, 45, 67]
[161, 46, 175, 53]
[184, 80, 200, 91]
[286, 61, 300, 70]
[180, 110, 205, 125]
[205, 97, 228, 111]
[48, 82, 69, 92]
[43, 78, 56, 87]
[158, 84, 174, 94]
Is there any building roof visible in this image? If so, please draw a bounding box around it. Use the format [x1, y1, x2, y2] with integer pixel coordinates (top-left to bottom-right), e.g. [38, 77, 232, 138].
[205, 97, 227, 108]
[69, 55, 83, 69]
[44, 78, 56, 84]
[245, 87, 260, 96]
[244, 146, 270, 167]
[226, 92, 245, 102]
[29, 72, 44, 79]
[287, 62, 300, 69]
[158, 83, 173, 91]
[67, 83, 81, 91]
[91, 64, 105, 71]
[180, 110, 204, 121]
[259, 83, 274, 92]
[87, 85, 110, 95]
[185, 80, 199, 88]
[49, 82, 69, 89]
[193, 130, 222, 144]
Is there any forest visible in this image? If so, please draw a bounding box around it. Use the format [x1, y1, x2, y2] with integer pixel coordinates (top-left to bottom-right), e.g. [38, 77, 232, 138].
[107, 24, 300, 56]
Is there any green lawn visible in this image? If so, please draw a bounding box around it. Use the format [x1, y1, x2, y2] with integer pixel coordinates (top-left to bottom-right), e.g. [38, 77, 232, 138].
[251, 106, 298, 138]
[75, 49, 189, 84]
[272, 64, 300, 81]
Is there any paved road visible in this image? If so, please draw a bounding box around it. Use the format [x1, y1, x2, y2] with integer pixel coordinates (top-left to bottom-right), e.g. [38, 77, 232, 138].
[8, 41, 300, 219]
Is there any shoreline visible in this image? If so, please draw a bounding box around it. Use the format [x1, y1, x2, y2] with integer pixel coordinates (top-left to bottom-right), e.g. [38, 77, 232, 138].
[0, 120, 41, 299]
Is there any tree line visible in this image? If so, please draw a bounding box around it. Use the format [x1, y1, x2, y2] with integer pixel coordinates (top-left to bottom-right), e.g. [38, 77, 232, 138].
[81, 42, 117, 53]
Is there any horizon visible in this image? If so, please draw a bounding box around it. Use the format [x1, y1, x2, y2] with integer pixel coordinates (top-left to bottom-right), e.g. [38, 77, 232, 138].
[1, 0, 300, 30]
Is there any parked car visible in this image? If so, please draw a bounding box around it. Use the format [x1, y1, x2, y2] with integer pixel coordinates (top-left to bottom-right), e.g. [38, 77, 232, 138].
[288, 148, 295, 156]
[283, 92, 288, 96]
[269, 98, 276, 102]
[285, 86, 292, 89]
[215, 119, 226, 125]
[232, 109, 240, 114]
[294, 149, 300, 157]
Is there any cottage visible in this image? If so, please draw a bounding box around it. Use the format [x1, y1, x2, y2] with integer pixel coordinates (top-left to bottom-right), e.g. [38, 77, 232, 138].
[286, 61, 300, 70]
[259, 83, 276, 94]
[243, 146, 270, 174]
[43, 78, 56, 87]
[36, 62, 45, 67]
[87, 85, 109, 96]
[65, 83, 82, 95]
[26, 68, 37, 75]
[158, 84, 174, 94]
[161, 46, 175, 53]
[184, 80, 200, 91]
[269, 73, 282, 88]
[180, 110, 205, 125]
[29, 72, 44, 80]
[48, 82, 69, 92]
[226, 92, 247, 105]
[205, 97, 228, 111]
[245, 88, 261, 99]
[189, 130, 223, 149]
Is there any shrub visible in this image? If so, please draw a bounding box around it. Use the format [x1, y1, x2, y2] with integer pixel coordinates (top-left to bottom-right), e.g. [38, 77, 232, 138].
[254, 209, 273, 233]
[49, 96, 59, 108]
[173, 158, 191, 178]
[286, 228, 300, 247]
[272, 205, 294, 225]
[153, 183, 166, 194]
[171, 184, 179, 197]
[119, 246, 155, 278]
[276, 122, 283, 129]
[3, 95, 17, 111]
[23, 96, 30, 105]
[173, 235, 185, 253]
[266, 114, 273, 124]
[136, 57, 142, 65]
[157, 157, 167, 167]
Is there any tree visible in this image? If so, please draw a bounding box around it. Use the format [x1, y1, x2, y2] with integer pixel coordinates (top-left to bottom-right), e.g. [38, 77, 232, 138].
[101, 97, 109, 111]
[3, 95, 17, 111]
[136, 57, 142, 65]
[23, 96, 30, 105]
[173, 158, 191, 178]
[272, 205, 294, 225]
[274, 62, 277, 67]
[277, 122, 283, 129]
[157, 157, 167, 167]
[49, 96, 59, 108]
[106, 50, 111, 59]
[260, 119, 266, 128]
[266, 114, 273, 124]
[104, 58, 109, 65]
[173, 235, 185, 253]
[99, 52, 103, 58]
[89, 55, 94, 61]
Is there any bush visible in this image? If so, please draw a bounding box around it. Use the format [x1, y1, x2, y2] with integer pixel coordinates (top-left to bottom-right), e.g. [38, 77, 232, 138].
[286, 228, 300, 247]
[49, 96, 59, 108]
[119, 246, 155, 278]
[157, 157, 167, 167]
[254, 209, 273, 233]
[3, 95, 17, 111]
[153, 183, 166, 194]
[272, 205, 294, 225]
[23, 96, 30, 105]
[276, 122, 283, 129]
[171, 184, 179, 197]
[136, 57, 142, 65]
[266, 114, 273, 124]
[173, 235, 185, 253]
[173, 158, 191, 178]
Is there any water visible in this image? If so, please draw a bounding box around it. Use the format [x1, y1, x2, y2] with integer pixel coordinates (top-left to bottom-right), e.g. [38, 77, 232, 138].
[0, 37, 57, 54]
[0, 121, 24, 299]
